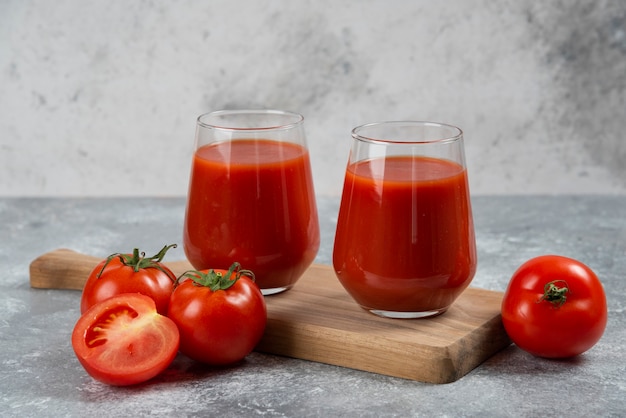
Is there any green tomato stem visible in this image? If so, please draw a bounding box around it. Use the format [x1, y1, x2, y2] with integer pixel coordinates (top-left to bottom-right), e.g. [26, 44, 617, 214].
[177, 262, 255, 292]
[538, 280, 569, 308]
[96, 244, 178, 281]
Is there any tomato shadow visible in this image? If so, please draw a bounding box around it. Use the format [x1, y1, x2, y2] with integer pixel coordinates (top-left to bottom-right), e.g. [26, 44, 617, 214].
[109, 354, 247, 393]
[157, 353, 248, 384]
[483, 344, 589, 376]
[70, 355, 249, 406]
[77, 350, 282, 403]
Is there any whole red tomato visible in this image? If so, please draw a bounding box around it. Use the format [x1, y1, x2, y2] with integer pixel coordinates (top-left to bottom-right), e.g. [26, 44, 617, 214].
[501, 255, 607, 358]
[167, 263, 267, 366]
[81, 245, 177, 315]
[72, 293, 180, 386]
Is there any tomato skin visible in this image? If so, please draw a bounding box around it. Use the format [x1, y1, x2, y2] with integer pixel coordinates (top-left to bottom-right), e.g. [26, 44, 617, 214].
[167, 269, 267, 366]
[72, 293, 180, 386]
[81, 251, 175, 315]
[501, 255, 607, 358]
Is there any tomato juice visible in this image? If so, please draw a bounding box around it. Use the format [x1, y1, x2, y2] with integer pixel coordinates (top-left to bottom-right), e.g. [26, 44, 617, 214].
[333, 155, 476, 314]
[183, 139, 320, 291]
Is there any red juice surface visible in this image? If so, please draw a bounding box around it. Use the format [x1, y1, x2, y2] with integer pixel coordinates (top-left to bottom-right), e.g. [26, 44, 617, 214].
[183, 139, 320, 289]
[333, 155, 476, 312]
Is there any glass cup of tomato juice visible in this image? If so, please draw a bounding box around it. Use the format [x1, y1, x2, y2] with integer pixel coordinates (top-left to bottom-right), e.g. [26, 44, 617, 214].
[332, 121, 477, 318]
[183, 110, 320, 295]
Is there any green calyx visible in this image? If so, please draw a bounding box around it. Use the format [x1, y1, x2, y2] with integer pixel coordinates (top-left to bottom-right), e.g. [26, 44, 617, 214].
[538, 280, 569, 308]
[177, 262, 255, 292]
[97, 244, 178, 281]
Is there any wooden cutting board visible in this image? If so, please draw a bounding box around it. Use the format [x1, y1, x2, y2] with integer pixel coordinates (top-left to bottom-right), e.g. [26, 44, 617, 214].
[30, 249, 510, 384]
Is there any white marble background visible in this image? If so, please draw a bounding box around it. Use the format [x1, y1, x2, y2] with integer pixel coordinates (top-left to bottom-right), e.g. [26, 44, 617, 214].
[1, 0, 625, 197]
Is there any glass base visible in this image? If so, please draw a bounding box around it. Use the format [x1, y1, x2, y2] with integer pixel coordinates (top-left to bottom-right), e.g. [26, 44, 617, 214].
[367, 307, 448, 319]
[261, 286, 292, 296]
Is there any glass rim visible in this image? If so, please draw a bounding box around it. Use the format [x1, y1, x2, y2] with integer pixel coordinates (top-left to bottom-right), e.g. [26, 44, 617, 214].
[197, 109, 304, 132]
[351, 121, 463, 145]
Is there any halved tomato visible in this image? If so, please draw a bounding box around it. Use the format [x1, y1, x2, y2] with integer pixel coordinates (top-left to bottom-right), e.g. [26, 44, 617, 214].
[72, 293, 179, 386]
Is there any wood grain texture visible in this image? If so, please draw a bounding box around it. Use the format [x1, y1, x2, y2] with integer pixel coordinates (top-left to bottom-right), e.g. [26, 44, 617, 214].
[29, 249, 510, 384]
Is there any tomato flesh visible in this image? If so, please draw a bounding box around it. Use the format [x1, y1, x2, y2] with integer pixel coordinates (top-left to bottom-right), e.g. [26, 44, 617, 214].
[72, 293, 179, 386]
[501, 255, 607, 358]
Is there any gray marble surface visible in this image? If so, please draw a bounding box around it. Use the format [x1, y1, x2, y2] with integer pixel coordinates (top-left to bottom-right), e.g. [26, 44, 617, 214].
[0, 196, 625, 417]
